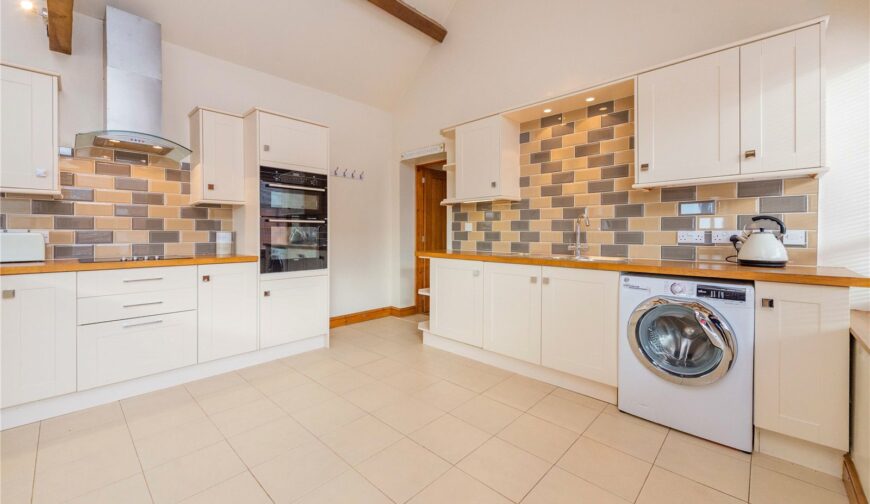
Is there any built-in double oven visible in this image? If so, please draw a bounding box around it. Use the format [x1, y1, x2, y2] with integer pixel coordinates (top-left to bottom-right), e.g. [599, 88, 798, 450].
[259, 167, 327, 274]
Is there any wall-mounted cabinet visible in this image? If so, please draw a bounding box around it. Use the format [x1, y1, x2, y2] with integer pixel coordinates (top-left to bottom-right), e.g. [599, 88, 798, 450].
[189, 107, 245, 205]
[257, 110, 329, 173]
[444, 115, 520, 204]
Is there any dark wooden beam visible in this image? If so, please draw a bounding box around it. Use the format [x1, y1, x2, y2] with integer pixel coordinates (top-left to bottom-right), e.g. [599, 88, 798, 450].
[46, 0, 74, 55]
[367, 0, 447, 43]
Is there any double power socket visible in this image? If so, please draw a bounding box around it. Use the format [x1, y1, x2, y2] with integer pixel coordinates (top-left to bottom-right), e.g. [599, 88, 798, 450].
[677, 230, 807, 246]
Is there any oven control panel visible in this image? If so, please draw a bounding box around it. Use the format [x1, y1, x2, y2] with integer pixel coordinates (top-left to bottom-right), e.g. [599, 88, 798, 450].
[696, 285, 747, 302]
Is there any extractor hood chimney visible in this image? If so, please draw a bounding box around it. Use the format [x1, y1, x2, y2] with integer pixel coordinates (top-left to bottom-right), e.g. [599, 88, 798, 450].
[74, 6, 191, 163]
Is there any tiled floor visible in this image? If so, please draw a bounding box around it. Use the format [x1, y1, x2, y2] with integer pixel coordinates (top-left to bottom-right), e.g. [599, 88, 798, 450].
[0, 316, 849, 504]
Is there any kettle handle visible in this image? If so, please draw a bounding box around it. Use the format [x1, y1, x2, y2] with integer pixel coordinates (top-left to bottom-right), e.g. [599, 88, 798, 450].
[751, 215, 787, 236]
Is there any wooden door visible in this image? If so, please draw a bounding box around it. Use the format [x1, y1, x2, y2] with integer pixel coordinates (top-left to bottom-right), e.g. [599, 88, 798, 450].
[482, 262, 542, 364]
[415, 162, 447, 313]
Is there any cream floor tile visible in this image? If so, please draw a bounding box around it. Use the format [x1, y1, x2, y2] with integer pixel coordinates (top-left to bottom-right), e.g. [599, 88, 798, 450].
[319, 415, 403, 465]
[583, 408, 668, 462]
[121, 386, 196, 419]
[227, 416, 315, 468]
[185, 372, 247, 398]
[637, 467, 745, 504]
[236, 360, 292, 381]
[484, 375, 555, 411]
[379, 368, 442, 393]
[528, 395, 600, 434]
[315, 367, 377, 394]
[35, 422, 133, 473]
[295, 469, 392, 504]
[178, 472, 272, 504]
[441, 365, 508, 393]
[751, 452, 846, 495]
[134, 417, 224, 470]
[410, 414, 490, 464]
[0, 422, 39, 504]
[125, 400, 208, 441]
[356, 438, 450, 503]
[451, 395, 522, 434]
[342, 381, 409, 412]
[522, 466, 631, 504]
[144, 441, 246, 504]
[357, 357, 409, 379]
[65, 473, 152, 504]
[245, 368, 312, 396]
[195, 383, 265, 416]
[294, 357, 352, 380]
[557, 437, 651, 502]
[457, 437, 551, 502]
[667, 428, 750, 462]
[411, 380, 477, 411]
[409, 467, 512, 504]
[497, 414, 579, 463]
[327, 345, 384, 368]
[280, 348, 331, 367]
[372, 397, 444, 434]
[549, 387, 608, 412]
[208, 398, 286, 437]
[269, 381, 338, 414]
[655, 430, 750, 501]
[292, 397, 366, 436]
[749, 465, 848, 504]
[252, 440, 350, 503]
[38, 402, 125, 442]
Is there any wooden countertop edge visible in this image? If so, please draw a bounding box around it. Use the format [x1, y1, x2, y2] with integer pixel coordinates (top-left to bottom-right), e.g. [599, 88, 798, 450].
[0, 255, 259, 276]
[416, 251, 870, 288]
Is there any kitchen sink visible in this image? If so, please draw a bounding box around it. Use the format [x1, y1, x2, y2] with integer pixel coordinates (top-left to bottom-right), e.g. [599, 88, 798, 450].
[551, 254, 629, 263]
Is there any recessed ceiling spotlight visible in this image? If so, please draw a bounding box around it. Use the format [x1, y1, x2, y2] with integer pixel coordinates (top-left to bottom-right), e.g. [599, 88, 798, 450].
[585, 97, 595, 102]
[599, 106, 607, 111]
[152, 145, 162, 150]
[543, 108, 552, 113]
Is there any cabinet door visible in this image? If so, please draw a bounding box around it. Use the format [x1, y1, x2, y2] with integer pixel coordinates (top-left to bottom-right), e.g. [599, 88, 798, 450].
[637, 48, 740, 184]
[455, 116, 500, 200]
[260, 274, 328, 348]
[259, 113, 329, 172]
[754, 282, 850, 451]
[1, 66, 57, 192]
[198, 262, 258, 362]
[541, 268, 618, 385]
[483, 262, 542, 364]
[429, 259, 484, 346]
[741, 25, 821, 174]
[1, 273, 76, 407]
[199, 110, 244, 202]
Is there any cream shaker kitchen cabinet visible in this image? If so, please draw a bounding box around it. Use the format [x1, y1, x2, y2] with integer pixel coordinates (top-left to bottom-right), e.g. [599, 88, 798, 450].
[429, 258, 484, 347]
[754, 281, 850, 451]
[258, 111, 329, 173]
[0, 64, 59, 195]
[1, 272, 76, 407]
[453, 115, 520, 202]
[197, 262, 258, 362]
[260, 274, 329, 348]
[482, 262, 542, 364]
[636, 48, 741, 186]
[189, 107, 245, 204]
[740, 25, 821, 174]
[540, 268, 619, 386]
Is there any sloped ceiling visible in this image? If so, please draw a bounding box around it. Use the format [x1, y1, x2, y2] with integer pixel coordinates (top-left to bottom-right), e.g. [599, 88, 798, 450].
[73, 0, 457, 110]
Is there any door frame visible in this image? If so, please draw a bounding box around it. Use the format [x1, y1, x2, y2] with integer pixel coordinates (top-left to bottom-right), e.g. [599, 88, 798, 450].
[415, 160, 447, 314]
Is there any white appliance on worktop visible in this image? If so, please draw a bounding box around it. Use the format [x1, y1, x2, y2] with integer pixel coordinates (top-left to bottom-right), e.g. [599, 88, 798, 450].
[0, 231, 45, 263]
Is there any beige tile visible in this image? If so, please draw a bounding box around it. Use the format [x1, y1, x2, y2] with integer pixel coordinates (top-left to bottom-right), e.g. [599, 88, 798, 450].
[1, 422, 40, 504]
[528, 394, 600, 433]
[75, 202, 114, 216]
[178, 472, 272, 504]
[497, 413, 578, 463]
[134, 417, 223, 470]
[557, 437, 651, 502]
[165, 218, 194, 231]
[654, 430, 749, 500]
[524, 466, 631, 504]
[749, 465, 847, 504]
[145, 441, 246, 504]
[320, 414, 403, 465]
[295, 357, 352, 379]
[195, 384, 265, 415]
[316, 367, 377, 394]
[482, 375, 554, 411]
[751, 452, 845, 495]
[637, 467, 745, 504]
[355, 360, 406, 380]
[150, 179, 182, 193]
[95, 243, 131, 258]
[583, 408, 667, 462]
[39, 402, 125, 442]
[59, 157, 95, 173]
[165, 193, 190, 206]
[409, 467, 511, 504]
[784, 177, 819, 195]
[292, 397, 366, 436]
[328, 345, 383, 367]
[342, 381, 408, 412]
[410, 414, 490, 464]
[380, 368, 441, 393]
[131, 165, 167, 180]
[227, 416, 314, 467]
[125, 398, 208, 441]
[451, 395, 522, 434]
[209, 398, 287, 437]
[356, 438, 450, 503]
[245, 367, 311, 396]
[698, 183, 738, 199]
[458, 437, 550, 502]
[372, 397, 444, 434]
[296, 470, 392, 504]
[5, 215, 52, 230]
[185, 372, 247, 398]
[148, 205, 180, 218]
[717, 198, 758, 215]
[94, 190, 132, 203]
[65, 474, 152, 504]
[411, 380, 476, 411]
[75, 174, 114, 189]
[271, 381, 339, 414]
[549, 388, 608, 411]
[252, 440, 350, 503]
[94, 216, 132, 229]
[48, 230, 73, 244]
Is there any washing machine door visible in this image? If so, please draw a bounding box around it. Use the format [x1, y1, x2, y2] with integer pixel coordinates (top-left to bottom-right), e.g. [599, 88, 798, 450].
[627, 296, 736, 385]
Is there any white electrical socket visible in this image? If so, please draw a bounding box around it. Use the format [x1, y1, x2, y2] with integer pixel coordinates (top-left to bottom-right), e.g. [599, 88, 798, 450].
[677, 231, 706, 244]
[712, 231, 739, 244]
[783, 230, 807, 246]
[464, 222, 473, 231]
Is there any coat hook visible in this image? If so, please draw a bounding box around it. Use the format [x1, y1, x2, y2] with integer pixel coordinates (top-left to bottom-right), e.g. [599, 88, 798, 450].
[342, 168, 348, 177]
[360, 171, 365, 180]
[333, 166, 339, 176]
[351, 170, 357, 179]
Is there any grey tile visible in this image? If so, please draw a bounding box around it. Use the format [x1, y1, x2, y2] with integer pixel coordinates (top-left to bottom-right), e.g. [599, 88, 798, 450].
[196, 220, 222, 231]
[54, 216, 94, 230]
[181, 171, 191, 183]
[511, 200, 530, 210]
[738, 214, 783, 230]
[551, 122, 574, 137]
[453, 212, 468, 222]
[75, 231, 113, 244]
[661, 216, 696, 230]
[53, 245, 94, 259]
[132, 192, 164, 205]
[662, 246, 696, 261]
[95, 162, 131, 177]
[601, 191, 628, 205]
[661, 186, 697, 202]
[61, 188, 94, 202]
[563, 207, 586, 219]
[541, 161, 563, 173]
[181, 162, 191, 171]
[115, 177, 149, 192]
[511, 242, 529, 253]
[531, 152, 551, 164]
[574, 143, 600, 158]
[452, 240, 461, 250]
[541, 114, 563, 128]
[454, 231, 468, 241]
[601, 164, 629, 179]
[541, 137, 562, 151]
[511, 220, 530, 231]
[114, 205, 148, 217]
[477, 202, 493, 211]
[552, 195, 575, 207]
[678, 201, 716, 215]
[484, 231, 500, 241]
[520, 231, 540, 242]
[150, 231, 180, 243]
[588, 153, 614, 168]
[520, 209, 540, 220]
[519, 132, 530, 144]
[484, 211, 500, 221]
[476, 221, 492, 232]
[587, 180, 614, 193]
[601, 110, 630, 127]
[562, 231, 583, 244]
[588, 101, 614, 117]
[552, 219, 574, 231]
[615, 232, 644, 244]
[452, 222, 462, 231]
[600, 244, 628, 257]
[587, 127, 614, 143]
[164, 169, 183, 181]
[0, 214, 5, 229]
[32, 200, 74, 215]
[551, 172, 574, 184]
[520, 176, 530, 188]
[759, 196, 807, 213]
[476, 241, 492, 252]
[615, 204, 644, 217]
[60, 172, 75, 186]
[133, 243, 164, 256]
[181, 183, 190, 195]
[551, 243, 572, 255]
[195, 243, 216, 256]
[738, 180, 783, 198]
[132, 218, 164, 230]
[601, 218, 628, 231]
[541, 185, 562, 196]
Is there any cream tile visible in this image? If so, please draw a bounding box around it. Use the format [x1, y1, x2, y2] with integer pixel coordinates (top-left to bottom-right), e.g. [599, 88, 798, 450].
[295, 357, 353, 379]
[195, 384, 265, 415]
[1, 423, 39, 504]
[134, 417, 223, 470]
[411, 380, 476, 411]
[409, 467, 511, 504]
[39, 402, 125, 442]
[292, 397, 366, 436]
[296, 470, 392, 504]
[245, 367, 312, 396]
[637, 467, 745, 504]
[557, 437, 651, 502]
[372, 397, 444, 434]
[270, 381, 339, 414]
[356, 438, 450, 504]
[497, 414, 578, 463]
[179, 472, 271, 504]
[457, 437, 550, 502]
[528, 395, 601, 433]
[145, 441, 246, 504]
[316, 367, 377, 394]
[236, 360, 291, 381]
[379, 368, 441, 393]
[319, 415, 403, 465]
[749, 465, 848, 504]
[410, 414, 490, 464]
[280, 348, 331, 368]
[327, 345, 383, 367]
[483, 375, 555, 410]
[441, 365, 507, 393]
[451, 395, 522, 434]
[357, 358, 408, 378]
[125, 396, 209, 441]
[252, 441, 350, 503]
[227, 416, 315, 467]
[583, 408, 667, 462]
[655, 430, 750, 500]
[666, 428, 750, 462]
[35, 422, 134, 475]
[751, 452, 846, 495]
[208, 398, 287, 437]
[65, 474, 152, 504]
[342, 382, 409, 412]
[523, 466, 631, 504]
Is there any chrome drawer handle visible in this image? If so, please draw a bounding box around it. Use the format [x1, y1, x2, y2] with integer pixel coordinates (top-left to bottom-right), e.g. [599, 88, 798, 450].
[761, 298, 774, 308]
[122, 277, 164, 283]
[745, 149, 757, 159]
[122, 301, 164, 308]
[263, 144, 270, 152]
[265, 218, 326, 224]
[122, 319, 163, 329]
[266, 183, 326, 192]
[640, 163, 649, 171]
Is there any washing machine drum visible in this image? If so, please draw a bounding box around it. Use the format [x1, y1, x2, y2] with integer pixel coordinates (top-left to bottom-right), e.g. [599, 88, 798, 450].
[628, 297, 736, 386]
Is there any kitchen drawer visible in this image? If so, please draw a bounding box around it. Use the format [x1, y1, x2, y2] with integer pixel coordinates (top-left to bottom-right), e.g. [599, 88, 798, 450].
[77, 310, 197, 390]
[77, 287, 197, 325]
[77, 266, 196, 298]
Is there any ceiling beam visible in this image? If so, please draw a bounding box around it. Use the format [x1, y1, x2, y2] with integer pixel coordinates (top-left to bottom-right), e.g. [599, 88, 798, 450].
[46, 0, 74, 54]
[367, 0, 447, 43]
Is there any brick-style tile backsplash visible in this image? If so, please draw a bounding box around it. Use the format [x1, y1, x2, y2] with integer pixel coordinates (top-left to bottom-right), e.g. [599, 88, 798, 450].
[451, 96, 819, 265]
[1, 156, 233, 259]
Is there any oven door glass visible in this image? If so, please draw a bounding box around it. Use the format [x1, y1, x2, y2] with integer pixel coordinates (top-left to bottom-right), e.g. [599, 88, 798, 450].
[260, 219, 327, 273]
[260, 182, 326, 219]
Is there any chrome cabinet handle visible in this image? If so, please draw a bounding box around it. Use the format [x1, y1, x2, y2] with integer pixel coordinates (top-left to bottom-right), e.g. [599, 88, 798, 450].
[744, 149, 757, 159]
[640, 163, 649, 171]
[265, 183, 326, 192]
[542, 277, 550, 285]
[202, 275, 210, 282]
[123, 277, 163, 283]
[491, 181, 497, 188]
[122, 301, 163, 308]
[122, 319, 163, 329]
[2, 289, 15, 299]
[264, 290, 271, 297]
[265, 218, 326, 224]
[530, 277, 537, 284]
[263, 144, 270, 152]
[761, 298, 774, 308]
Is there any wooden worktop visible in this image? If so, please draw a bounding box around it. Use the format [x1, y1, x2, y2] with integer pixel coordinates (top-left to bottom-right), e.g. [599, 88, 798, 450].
[417, 250, 870, 288]
[0, 255, 259, 276]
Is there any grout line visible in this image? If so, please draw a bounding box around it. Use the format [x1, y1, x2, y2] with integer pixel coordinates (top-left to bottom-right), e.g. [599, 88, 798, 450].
[117, 400, 157, 504]
[29, 421, 42, 504]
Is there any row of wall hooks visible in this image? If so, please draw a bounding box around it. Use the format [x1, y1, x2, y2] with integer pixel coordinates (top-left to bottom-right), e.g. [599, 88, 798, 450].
[332, 166, 365, 181]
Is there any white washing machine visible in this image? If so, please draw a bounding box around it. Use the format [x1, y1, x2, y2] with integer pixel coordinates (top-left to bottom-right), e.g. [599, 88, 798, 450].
[618, 274, 755, 452]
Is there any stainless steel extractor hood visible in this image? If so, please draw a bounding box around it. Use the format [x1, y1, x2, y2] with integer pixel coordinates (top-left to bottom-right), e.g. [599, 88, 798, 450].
[75, 6, 191, 163]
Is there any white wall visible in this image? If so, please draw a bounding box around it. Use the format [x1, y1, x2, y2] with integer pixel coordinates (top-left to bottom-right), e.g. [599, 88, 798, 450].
[1, 3, 394, 316]
[392, 0, 870, 309]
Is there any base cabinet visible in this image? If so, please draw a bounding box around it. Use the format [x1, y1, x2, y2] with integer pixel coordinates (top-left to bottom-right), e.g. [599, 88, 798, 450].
[429, 259, 484, 346]
[482, 262, 542, 364]
[197, 262, 258, 362]
[1, 273, 76, 407]
[260, 274, 328, 348]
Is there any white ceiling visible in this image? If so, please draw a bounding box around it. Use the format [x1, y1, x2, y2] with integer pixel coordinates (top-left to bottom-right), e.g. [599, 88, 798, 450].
[73, 0, 457, 110]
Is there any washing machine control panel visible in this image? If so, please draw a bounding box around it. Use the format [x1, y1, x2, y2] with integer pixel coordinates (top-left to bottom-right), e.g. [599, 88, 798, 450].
[697, 284, 747, 302]
[668, 282, 687, 295]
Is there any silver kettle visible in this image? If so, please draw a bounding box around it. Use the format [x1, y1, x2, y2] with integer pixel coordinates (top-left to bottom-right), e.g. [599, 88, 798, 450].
[729, 215, 789, 267]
